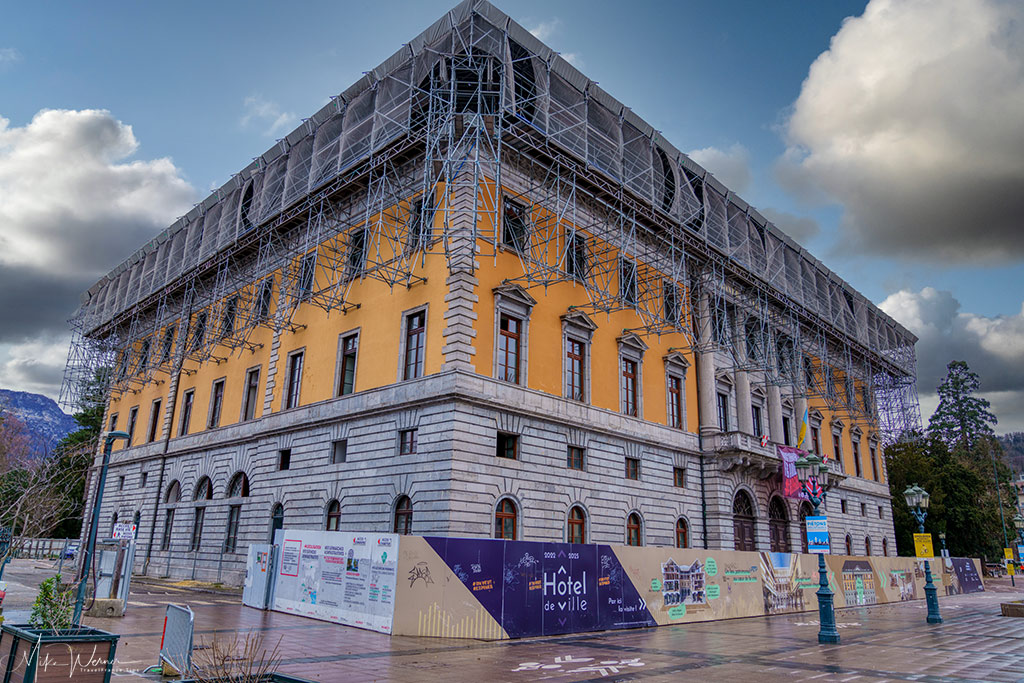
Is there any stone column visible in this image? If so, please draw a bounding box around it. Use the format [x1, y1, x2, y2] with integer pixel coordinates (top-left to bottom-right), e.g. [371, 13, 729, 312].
[696, 292, 718, 436]
[768, 384, 784, 445]
[441, 178, 479, 371]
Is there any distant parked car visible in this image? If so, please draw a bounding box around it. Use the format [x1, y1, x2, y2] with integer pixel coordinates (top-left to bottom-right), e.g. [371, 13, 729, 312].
[63, 544, 79, 559]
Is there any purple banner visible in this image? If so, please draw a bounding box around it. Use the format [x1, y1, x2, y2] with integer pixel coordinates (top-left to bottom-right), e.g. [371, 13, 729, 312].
[424, 537, 655, 638]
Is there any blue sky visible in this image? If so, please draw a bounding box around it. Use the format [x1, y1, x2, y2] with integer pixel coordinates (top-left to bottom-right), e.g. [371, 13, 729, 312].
[1, 0, 1022, 432]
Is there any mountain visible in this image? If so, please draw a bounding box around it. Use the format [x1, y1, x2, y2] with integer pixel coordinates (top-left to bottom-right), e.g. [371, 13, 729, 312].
[1000, 432, 1024, 475]
[0, 389, 79, 456]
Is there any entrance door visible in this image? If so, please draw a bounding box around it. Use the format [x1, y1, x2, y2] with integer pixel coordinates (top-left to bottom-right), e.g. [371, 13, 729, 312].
[733, 491, 757, 551]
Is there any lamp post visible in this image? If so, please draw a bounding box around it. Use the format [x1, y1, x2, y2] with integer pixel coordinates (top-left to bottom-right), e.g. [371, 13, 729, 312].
[903, 484, 942, 624]
[73, 430, 130, 625]
[795, 453, 840, 644]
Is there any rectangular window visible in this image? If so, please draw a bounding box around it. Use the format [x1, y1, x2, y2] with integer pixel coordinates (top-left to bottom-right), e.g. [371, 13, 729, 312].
[179, 389, 194, 436]
[331, 439, 348, 465]
[109, 413, 118, 431]
[625, 457, 640, 481]
[812, 426, 821, 454]
[161, 327, 175, 363]
[118, 476, 124, 491]
[567, 446, 585, 471]
[208, 379, 225, 428]
[399, 429, 418, 455]
[566, 230, 587, 280]
[220, 297, 237, 339]
[832, 433, 843, 468]
[716, 392, 730, 432]
[190, 508, 205, 552]
[619, 258, 638, 306]
[860, 502, 867, 516]
[567, 338, 585, 401]
[621, 358, 638, 417]
[403, 311, 426, 380]
[496, 432, 518, 460]
[242, 367, 260, 422]
[782, 417, 792, 446]
[141, 472, 148, 488]
[278, 448, 291, 471]
[879, 506, 884, 519]
[337, 334, 358, 396]
[497, 314, 521, 384]
[673, 467, 686, 488]
[298, 252, 317, 297]
[147, 399, 162, 443]
[284, 351, 304, 410]
[752, 405, 764, 438]
[852, 439, 862, 477]
[502, 199, 528, 252]
[870, 446, 879, 480]
[138, 339, 151, 373]
[840, 499, 847, 515]
[347, 229, 367, 274]
[161, 509, 174, 551]
[663, 281, 680, 325]
[126, 407, 138, 445]
[256, 279, 274, 321]
[190, 311, 207, 352]
[668, 376, 684, 429]
[224, 505, 241, 553]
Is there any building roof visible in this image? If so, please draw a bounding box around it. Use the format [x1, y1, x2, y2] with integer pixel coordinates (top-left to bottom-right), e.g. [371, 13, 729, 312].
[77, 0, 916, 354]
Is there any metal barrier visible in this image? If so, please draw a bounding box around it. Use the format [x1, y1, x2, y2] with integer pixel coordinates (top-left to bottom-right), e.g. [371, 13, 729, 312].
[159, 604, 195, 676]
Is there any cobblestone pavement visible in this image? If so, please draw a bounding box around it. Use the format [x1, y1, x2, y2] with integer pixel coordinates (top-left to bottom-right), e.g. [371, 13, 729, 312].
[6, 559, 1022, 682]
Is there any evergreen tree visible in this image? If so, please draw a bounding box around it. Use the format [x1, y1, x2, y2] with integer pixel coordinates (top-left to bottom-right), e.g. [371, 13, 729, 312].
[927, 360, 997, 453]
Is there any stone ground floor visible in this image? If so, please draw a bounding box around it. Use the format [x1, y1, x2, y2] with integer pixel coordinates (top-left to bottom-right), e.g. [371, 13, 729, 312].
[3, 559, 1023, 681]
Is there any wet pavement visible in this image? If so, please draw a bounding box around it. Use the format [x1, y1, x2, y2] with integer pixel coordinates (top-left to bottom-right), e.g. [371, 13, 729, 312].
[4, 559, 1024, 681]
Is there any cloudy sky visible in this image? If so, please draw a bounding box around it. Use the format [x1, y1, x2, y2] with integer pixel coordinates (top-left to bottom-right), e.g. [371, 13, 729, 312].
[0, 0, 1021, 433]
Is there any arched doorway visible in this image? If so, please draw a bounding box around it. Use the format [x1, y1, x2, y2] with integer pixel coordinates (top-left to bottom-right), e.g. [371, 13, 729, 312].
[845, 534, 853, 556]
[768, 497, 791, 553]
[733, 490, 756, 551]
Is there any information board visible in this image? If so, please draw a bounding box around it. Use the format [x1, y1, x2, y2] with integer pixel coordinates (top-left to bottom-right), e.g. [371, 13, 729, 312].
[112, 523, 136, 540]
[1004, 547, 1014, 561]
[806, 516, 829, 554]
[914, 533, 934, 559]
[270, 529, 400, 634]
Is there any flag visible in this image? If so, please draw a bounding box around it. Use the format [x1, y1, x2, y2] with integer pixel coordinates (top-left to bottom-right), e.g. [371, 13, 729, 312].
[798, 406, 809, 451]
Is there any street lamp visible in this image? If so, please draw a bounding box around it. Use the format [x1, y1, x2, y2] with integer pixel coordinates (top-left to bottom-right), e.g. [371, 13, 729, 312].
[73, 430, 130, 625]
[903, 484, 942, 624]
[1014, 513, 1024, 545]
[795, 453, 840, 644]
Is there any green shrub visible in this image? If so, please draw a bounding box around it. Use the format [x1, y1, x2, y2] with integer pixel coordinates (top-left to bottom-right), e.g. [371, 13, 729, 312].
[29, 574, 74, 632]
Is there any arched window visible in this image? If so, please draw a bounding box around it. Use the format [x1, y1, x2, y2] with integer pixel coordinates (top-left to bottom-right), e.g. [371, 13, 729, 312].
[799, 502, 813, 553]
[110, 512, 118, 538]
[166, 480, 181, 504]
[495, 499, 517, 540]
[393, 496, 412, 535]
[768, 497, 791, 553]
[676, 518, 689, 549]
[132, 510, 141, 535]
[845, 534, 853, 556]
[228, 472, 250, 498]
[733, 490, 756, 551]
[865, 537, 872, 556]
[882, 537, 888, 556]
[194, 476, 213, 501]
[626, 512, 643, 547]
[568, 506, 586, 544]
[326, 500, 341, 531]
[270, 503, 284, 542]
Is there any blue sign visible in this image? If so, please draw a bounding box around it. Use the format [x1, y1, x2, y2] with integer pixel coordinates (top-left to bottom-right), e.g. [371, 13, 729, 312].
[806, 516, 830, 554]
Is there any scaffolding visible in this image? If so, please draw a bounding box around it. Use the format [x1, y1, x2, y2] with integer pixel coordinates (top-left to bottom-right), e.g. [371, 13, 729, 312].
[60, 0, 921, 444]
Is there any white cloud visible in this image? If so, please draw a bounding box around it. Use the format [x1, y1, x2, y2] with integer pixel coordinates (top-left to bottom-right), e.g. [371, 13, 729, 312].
[0, 109, 195, 398]
[527, 19, 560, 42]
[879, 287, 1024, 433]
[688, 144, 752, 194]
[0, 48, 20, 66]
[241, 95, 297, 138]
[778, 0, 1024, 264]
[561, 53, 584, 68]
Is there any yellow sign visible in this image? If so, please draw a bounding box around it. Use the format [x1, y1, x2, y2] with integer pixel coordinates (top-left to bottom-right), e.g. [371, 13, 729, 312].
[1005, 548, 1014, 560]
[1009, 563, 1017, 576]
[914, 533, 934, 559]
